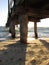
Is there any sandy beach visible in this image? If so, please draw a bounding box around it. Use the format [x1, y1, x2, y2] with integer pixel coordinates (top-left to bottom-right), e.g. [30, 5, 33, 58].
[0, 38, 49, 65]
[0, 0, 49, 64]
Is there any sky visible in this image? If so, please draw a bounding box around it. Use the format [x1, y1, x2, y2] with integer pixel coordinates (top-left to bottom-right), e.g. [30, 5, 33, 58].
[28, 18, 49, 27]
[0, 0, 49, 27]
[0, 0, 8, 26]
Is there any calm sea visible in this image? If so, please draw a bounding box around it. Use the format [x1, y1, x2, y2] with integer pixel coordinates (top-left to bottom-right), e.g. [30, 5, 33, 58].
[0, 26, 49, 41]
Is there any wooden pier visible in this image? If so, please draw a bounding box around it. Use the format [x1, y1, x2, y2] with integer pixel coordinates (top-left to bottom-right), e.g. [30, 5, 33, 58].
[6, 0, 49, 43]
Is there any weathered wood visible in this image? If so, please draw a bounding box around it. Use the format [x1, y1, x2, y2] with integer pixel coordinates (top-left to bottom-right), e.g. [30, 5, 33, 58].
[19, 15, 28, 43]
[6, 0, 49, 40]
[9, 21, 15, 38]
[34, 21, 38, 39]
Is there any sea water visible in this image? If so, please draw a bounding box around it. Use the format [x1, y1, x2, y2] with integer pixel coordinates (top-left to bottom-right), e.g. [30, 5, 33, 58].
[0, 26, 49, 42]
[28, 27, 49, 38]
[0, 26, 11, 41]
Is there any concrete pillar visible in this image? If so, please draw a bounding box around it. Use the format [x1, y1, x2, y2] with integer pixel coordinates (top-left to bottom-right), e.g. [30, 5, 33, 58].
[19, 15, 28, 43]
[34, 21, 38, 39]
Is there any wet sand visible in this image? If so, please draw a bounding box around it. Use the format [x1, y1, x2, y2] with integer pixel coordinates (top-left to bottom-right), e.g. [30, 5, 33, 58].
[0, 38, 49, 65]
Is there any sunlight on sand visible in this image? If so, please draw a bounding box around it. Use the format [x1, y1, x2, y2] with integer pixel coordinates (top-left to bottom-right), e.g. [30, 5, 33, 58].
[0, 38, 49, 65]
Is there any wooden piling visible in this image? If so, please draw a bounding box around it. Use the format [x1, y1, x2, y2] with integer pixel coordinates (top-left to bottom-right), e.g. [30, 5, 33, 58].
[19, 15, 28, 43]
[34, 21, 38, 39]
[9, 21, 15, 38]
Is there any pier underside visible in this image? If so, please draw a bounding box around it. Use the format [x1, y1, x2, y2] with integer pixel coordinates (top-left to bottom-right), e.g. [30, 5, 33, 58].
[6, 0, 49, 43]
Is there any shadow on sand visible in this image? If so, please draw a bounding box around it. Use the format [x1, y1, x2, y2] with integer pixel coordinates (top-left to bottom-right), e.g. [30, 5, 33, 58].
[40, 39, 49, 50]
[0, 41, 27, 65]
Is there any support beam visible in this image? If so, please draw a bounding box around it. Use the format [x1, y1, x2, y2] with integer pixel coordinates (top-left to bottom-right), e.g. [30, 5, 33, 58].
[34, 21, 38, 39]
[19, 15, 28, 43]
